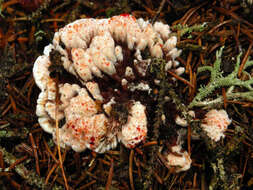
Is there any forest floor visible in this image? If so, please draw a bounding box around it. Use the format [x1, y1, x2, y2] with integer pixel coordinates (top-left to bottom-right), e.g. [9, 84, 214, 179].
[0, 0, 253, 189]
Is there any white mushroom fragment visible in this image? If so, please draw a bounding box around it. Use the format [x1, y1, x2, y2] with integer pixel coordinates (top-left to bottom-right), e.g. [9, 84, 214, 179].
[165, 144, 192, 172]
[118, 101, 147, 148]
[201, 109, 231, 142]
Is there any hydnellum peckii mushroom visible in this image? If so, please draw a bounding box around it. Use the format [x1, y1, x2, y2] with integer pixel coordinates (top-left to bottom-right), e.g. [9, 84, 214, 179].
[33, 14, 185, 154]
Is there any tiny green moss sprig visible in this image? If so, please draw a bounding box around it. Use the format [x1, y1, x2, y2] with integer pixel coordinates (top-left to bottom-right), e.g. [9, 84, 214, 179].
[143, 58, 168, 189]
[171, 23, 207, 37]
[189, 46, 253, 108]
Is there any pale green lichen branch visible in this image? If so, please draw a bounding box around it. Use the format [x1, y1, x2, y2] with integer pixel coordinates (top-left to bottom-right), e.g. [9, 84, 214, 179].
[190, 90, 253, 109]
[245, 59, 253, 68]
[189, 46, 253, 108]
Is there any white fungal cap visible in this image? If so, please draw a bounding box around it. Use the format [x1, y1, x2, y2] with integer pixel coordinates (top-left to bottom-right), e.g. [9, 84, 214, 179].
[174, 67, 185, 76]
[168, 48, 182, 60]
[54, 122, 87, 152]
[80, 114, 108, 151]
[125, 66, 135, 78]
[48, 14, 181, 83]
[166, 145, 192, 172]
[33, 55, 52, 91]
[110, 15, 143, 50]
[201, 109, 231, 142]
[71, 48, 93, 81]
[150, 43, 163, 58]
[58, 18, 98, 49]
[115, 45, 123, 62]
[175, 116, 188, 127]
[43, 44, 54, 56]
[53, 87, 113, 153]
[36, 91, 55, 134]
[33, 14, 183, 153]
[36, 83, 81, 134]
[164, 36, 177, 52]
[121, 78, 128, 86]
[134, 49, 142, 61]
[90, 31, 116, 62]
[85, 81, 103, 101]
[153, 21, 171, 40]
[173, 60, 180, 67]
[59, 83, 81, 109]
[70, 32, 117, 79]
[118, 101, 147, 148]
[35, 78, 57, 134]
[65, 88, 98, 120]
[45, 82, 80, 120]
[165, 61, 173, 70]
[58, 114, 109, 152]
[88, 48, 116, 76]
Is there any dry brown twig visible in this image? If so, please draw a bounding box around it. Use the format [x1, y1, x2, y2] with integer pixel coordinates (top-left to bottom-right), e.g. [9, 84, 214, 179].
[54, 77, 69, 190]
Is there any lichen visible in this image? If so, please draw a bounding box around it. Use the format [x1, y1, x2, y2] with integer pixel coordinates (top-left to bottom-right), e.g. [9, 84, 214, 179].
[209, 158, 241, 190]
[189, 46, 253, 108]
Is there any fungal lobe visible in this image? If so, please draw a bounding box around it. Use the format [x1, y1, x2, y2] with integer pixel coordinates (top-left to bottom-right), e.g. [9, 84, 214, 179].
[33, 14, 183, 153]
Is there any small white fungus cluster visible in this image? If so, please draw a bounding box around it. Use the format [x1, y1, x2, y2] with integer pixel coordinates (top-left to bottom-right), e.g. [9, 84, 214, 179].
[166, 144, 192, 172]
[201, 109, 231, 142]
[33, 14, 182, 153]
[175, 109, 231, 142]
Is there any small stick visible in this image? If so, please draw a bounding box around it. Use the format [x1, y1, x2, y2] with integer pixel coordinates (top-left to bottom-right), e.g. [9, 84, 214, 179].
[29, 133, 40, 176]
[8, 155, 28, 171]
[129, 150, 135, 190]
[134, 157, 142, 179]
[187, 125, 191, 156]
[238, 42, 253, 77]
[43, 138, 59, 164]
[54, 76, 69, 190]
[143, 141, 158, 147]
[79, 180, 96, 190]
[167, 70, 194, 88]
[105, 159, 114, 190]
[153, 171, 163, 184]
[151, 0, 166, 24]
[45, 163, 58, 184]
[0, 150, 5, 169]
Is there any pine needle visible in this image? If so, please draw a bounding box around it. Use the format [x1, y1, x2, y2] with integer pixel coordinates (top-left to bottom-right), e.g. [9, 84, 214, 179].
[55, 77, 69, 190]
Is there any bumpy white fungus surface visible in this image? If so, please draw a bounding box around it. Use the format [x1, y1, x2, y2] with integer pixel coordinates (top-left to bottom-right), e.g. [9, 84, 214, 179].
[33, 14, 183, 153]
[118, 101, 147, 148]
[201, 109, 231, 142]
[166, 145, 192, 172]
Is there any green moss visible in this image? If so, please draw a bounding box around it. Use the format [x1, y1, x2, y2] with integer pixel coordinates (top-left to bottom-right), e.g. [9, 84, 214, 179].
[172, 23, 207, 37]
